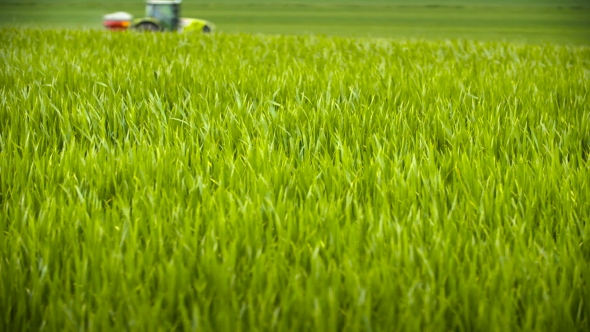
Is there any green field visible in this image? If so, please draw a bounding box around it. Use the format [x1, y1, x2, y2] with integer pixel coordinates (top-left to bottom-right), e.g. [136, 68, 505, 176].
[1, 0, 590, 331]
[0, 0, 589, 43]
[1, 27, 589, 330]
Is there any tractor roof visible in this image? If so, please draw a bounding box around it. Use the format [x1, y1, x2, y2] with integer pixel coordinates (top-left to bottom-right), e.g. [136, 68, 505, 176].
[146, 0, 182, 4]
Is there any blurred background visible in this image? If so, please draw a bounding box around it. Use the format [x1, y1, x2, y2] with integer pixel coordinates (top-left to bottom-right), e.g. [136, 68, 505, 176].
[0, 0, 589, 44]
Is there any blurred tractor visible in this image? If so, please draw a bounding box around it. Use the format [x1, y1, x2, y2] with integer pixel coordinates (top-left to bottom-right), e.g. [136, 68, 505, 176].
[103, 0, 214, 33]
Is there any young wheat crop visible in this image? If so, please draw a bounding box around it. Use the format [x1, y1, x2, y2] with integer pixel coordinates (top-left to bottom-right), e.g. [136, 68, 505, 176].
[0, 28, 589, 331]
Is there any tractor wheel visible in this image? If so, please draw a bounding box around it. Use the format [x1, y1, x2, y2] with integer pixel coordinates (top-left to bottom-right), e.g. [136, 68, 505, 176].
[136, 22, 160, 32]
[202, 25, 211, 33]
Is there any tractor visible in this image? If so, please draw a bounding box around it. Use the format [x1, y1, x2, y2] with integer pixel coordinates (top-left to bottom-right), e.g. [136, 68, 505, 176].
[103, 0, 214, 33]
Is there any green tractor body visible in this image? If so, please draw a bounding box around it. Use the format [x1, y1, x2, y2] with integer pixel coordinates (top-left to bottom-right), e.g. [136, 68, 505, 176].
[103, 0, 214, 33]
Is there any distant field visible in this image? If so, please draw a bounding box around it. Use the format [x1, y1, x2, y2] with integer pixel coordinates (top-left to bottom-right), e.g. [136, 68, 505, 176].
[0, 0, 589, 43]
[2, 0, 589, 5]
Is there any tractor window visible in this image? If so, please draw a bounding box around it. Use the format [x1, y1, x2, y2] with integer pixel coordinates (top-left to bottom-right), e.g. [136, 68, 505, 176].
[146, 5, 154, 18]
[146, 5, 173, 22]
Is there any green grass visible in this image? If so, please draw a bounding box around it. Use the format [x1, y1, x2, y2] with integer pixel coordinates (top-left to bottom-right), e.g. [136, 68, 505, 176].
[0, 0, 589, 44]
[0, 28, 589, 331]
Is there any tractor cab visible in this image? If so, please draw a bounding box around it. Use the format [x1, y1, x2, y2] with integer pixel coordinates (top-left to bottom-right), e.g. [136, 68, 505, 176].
[130, 0, 182, 32]
[144, 0, 181, 31]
